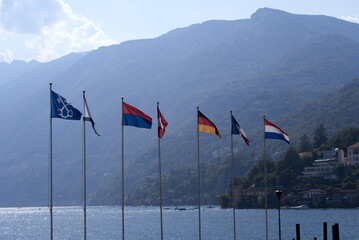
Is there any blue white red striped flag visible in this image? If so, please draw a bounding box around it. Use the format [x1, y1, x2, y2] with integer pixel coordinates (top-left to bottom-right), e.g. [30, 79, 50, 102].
[265, 119, 290, 144]
[231, 115, 249, 146]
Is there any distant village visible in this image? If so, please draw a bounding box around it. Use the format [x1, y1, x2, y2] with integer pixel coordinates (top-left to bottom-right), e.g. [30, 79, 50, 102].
[127, 127, 359, 209]
[231, 143, 359, 209]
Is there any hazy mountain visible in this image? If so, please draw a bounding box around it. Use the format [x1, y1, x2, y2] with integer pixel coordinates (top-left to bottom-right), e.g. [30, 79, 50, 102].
[0, 8, 359, 206]
[273, 78, 359, 145]
[0, 60, 39, 86]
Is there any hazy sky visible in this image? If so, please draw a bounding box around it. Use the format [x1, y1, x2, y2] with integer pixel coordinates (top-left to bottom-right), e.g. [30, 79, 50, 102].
[0, 0, 358, 63]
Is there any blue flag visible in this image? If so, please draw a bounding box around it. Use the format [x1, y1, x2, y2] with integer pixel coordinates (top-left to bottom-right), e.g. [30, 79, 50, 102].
[231, 115, 240, 135]
[51, 91, 82, 120]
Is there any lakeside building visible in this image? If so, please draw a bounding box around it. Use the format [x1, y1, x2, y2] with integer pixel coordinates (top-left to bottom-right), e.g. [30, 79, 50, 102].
[233, 187, 265, 204]
[302, 149, 345, 179]
[300, 189, 359, 208]
[326, 189, 359, 208]
[346, 142, 359, 166]
[301, 189, 326, 206]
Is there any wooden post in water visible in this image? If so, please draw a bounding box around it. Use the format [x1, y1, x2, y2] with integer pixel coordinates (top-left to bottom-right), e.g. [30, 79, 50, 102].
[323, 222, 327, 240]
[296, 224, 300, 240]
[332, 223, 339, 240]
[335, 223, 340, 240]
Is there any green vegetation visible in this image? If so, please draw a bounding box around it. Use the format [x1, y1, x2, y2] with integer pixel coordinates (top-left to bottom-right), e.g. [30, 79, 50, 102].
[298, 134, 313, 153]
[127, 159, 246, 206]
[313, 124, 329, 148]
[219, 127, 359, 209]
[126, 126, 359, 207]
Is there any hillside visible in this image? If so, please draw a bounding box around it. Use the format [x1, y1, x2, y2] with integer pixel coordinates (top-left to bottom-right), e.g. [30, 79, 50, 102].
[0, 8, 359, 206]
[274, 79, 359, 145]
[94, 79, 359, 205]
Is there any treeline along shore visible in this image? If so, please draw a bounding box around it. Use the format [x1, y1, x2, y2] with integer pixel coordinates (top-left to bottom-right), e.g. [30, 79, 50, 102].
[219, 126, 359, 209]
[127, 126, 359, 209]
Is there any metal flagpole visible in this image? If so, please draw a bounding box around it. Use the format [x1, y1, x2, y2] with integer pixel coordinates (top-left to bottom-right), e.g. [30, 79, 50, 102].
[157, 102, 164, 240]
[230, 111, 237, 240]
[197, 107, 201, 240]
[83, 91, 87, 240]
[263, 115, 268, 240]
[49, 83, 53, 240]
[121, 97, 125, 240]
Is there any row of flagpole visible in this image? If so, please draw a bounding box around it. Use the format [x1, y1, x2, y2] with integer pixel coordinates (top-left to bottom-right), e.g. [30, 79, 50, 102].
[49, 84, 289, 240]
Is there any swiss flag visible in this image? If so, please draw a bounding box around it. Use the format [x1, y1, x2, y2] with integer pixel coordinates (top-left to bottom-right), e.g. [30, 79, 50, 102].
[157, 105, 168, 139]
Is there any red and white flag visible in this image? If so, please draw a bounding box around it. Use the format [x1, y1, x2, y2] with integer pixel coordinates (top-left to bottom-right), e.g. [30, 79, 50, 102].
[83, 95, 100, 136]
[157, 106, 168, 139]
[265, 119, 289, 144]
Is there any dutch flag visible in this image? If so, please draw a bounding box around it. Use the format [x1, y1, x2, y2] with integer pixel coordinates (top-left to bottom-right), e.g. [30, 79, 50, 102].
[265, 119, 290, 144]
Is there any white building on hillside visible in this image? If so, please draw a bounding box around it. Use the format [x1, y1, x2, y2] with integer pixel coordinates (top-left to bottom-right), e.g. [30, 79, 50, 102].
[302, 149, 345, 179]
[347, 143, 359, 166]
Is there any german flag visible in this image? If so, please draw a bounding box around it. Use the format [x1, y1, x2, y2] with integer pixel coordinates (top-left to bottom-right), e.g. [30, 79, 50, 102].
[198, 110, 221, 138]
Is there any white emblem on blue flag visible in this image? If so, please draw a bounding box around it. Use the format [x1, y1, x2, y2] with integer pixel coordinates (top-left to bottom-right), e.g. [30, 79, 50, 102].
[51, 91, 82, 120]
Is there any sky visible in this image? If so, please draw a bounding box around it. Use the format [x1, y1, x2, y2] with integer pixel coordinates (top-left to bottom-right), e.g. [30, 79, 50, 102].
[0, 0, 359, 63]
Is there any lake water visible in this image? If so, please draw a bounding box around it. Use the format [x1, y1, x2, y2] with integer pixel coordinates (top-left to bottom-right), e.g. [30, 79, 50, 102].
[0, 206, 358, 239]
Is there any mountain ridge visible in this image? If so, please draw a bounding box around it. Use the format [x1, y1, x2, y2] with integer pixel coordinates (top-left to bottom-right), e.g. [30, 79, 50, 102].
[0, 8, 358, 206]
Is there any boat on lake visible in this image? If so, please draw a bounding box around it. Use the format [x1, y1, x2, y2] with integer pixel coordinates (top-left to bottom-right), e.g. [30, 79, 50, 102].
[291, 204, 310, 209]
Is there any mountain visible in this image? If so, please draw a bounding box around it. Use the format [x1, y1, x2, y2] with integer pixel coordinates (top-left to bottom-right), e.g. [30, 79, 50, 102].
[273, 78, 359, 144]
[0, 8, 359, 206]
[0, 60, 39, 86]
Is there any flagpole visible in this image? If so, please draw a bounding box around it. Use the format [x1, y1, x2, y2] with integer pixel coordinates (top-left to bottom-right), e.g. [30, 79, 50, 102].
[83, 91, 87, 240]
[157, 102, 164, 240]
[196, 106, 201, 240]
[263, 115, 268, 240]
[230, 111, 237, 240]
[49, 83, 53, 240]
[121, 97, 125, 240]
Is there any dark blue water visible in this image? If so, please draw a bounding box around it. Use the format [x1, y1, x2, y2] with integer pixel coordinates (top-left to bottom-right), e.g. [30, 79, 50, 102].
[0, 206, 358, 239]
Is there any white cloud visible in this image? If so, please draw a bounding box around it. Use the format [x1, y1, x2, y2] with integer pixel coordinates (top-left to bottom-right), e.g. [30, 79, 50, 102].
[0, 49, 14, 63]
[340, 16, 359, 24]
[0, 0, 117, 62]
[0, 0, 63, 34]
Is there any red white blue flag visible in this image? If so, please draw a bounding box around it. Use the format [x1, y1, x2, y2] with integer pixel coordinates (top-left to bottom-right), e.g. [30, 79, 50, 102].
[265, 119, 289, 144]
[231, 115, 249, 146]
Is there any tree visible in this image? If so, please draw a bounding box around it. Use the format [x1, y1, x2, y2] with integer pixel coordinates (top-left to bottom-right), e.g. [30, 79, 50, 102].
[330, 127, 359, 150]
[277, 146, 302, 175]
[245, 159, 276, 187]
[276, 147, 302, 188]
[218, 194, 230, 208]
[298, 134, 313, 153]
[313, 124, 328, 148]
[300, 152, 315, 168]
